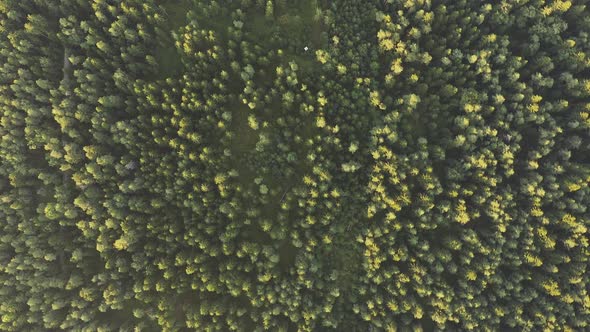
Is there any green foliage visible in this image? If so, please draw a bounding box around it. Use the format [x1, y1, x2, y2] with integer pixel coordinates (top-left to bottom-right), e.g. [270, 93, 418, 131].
[0, 0, 589, 331]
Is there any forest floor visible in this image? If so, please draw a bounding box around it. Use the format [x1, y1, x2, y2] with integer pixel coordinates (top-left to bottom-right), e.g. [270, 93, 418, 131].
[154, 0, 189, 78]
[156, 0, 329, 291]
[157, 0, 324, 77]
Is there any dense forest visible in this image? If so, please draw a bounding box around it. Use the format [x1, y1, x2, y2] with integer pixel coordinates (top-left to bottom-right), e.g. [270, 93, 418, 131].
[0, 0, 589, 331]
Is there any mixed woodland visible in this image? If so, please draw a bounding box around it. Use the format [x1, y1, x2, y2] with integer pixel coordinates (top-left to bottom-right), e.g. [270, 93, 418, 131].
[0, 0, 589, 331]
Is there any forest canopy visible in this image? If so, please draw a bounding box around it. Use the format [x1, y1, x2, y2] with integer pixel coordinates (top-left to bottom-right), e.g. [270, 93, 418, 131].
[0, 0, 589, 331]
